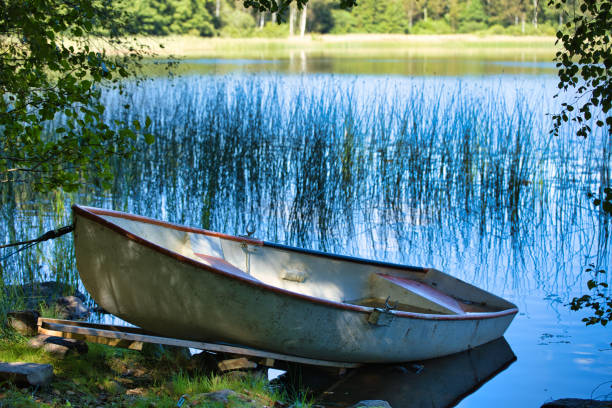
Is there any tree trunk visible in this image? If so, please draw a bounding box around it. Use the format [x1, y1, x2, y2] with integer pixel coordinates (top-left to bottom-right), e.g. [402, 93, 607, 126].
[271, 12, 277, 23]
[289, 3, 295, 36]
[521, 14, 525, 33]
[299, 4, 307, 37]
[449, 0, 459, 30]
[215, 0, 220, 18]
[424, 6, 428, 22]
[259, 12, 265, 29]
[533, 0, 538, 28]
[408, 1, 413, 29]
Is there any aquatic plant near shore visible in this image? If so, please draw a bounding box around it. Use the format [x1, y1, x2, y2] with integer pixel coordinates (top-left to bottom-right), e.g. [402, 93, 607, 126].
[569, 188, 612, 332]
[0, 187, 78, 326]
[570, 267, 611, 327]
[97, 75, 608, 246]
[0, 74, 609, 306]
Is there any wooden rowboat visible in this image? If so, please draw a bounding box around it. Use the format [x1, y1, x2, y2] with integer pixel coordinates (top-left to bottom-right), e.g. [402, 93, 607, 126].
[73, 204, 518, 364]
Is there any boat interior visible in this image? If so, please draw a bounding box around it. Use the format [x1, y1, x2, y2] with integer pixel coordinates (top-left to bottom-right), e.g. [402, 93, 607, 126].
[95, 211, 516, 316]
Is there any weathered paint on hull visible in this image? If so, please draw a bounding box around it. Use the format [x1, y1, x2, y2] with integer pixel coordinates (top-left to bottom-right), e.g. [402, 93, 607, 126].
[73, 205, 517, 363]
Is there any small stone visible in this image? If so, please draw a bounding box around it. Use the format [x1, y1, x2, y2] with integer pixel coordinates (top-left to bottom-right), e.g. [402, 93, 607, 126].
[204, 389, 238, 403]
[28, 334, 88, 358]
[163, 344, 191, 360]
[0, 362, 53, 386]
[217, 357, 257, 372]
[191, 389, 238, 404]
[541, 399, 612, 408]
[42, 342, 72, 358]
[4, 281, 86, 311]
[141, 342, 164, 359]
[349, 400, 392, 408]
[55, 296, 90, 320]
[188, 390, 266, 407]
[6, 310, 39, 336]
[28, 334, 51, 349]
[125, 387, 146, 396]
[140, 343, 190, 361]
[106, 380, 125, 394]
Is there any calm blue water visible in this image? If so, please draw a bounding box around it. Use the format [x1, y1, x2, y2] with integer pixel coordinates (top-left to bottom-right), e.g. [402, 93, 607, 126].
[2, 55, 610, 406]
[100, 61, 611, 405]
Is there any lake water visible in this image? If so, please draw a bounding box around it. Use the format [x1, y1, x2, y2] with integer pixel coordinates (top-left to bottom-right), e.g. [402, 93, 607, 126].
[1, 50, 611, 406]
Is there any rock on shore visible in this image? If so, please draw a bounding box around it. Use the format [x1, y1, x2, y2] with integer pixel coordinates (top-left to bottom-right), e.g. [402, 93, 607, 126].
[4, 281, 90, 320]
[349, 401, 392, 408]
[542, 399, 612, 408]
[0, 362, 53, 386]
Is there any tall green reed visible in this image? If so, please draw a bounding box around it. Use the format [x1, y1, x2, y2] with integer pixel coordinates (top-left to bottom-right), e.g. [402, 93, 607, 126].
[1, 75, 609, 303]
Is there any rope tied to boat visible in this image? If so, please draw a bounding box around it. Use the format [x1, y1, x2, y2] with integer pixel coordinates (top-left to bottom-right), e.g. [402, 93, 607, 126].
[0, 225, 74, 261]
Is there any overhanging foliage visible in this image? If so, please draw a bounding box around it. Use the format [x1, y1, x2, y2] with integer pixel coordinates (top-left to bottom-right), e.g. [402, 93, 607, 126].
[549, 0, 611, 138]
[0, 0, 153, 192]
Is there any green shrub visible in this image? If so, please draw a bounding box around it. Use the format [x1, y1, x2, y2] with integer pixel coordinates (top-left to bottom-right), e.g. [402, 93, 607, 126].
[484, 24, 507, 35]
[458, 21, 488, 33]
[410, 19, 454, 34]
[528, 22, 558, 36]
[484, 22, 558, 36]
[219, 7, 256, 38]
[330, 9, 359, 34]
[252, 22, 290, 38]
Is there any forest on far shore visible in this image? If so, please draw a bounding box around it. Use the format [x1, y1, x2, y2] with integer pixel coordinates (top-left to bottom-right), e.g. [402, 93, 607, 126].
[122, 0, 566, 38]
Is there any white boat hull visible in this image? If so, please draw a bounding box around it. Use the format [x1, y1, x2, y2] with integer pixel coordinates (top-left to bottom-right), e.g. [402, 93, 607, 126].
[73, 205, 517, 363]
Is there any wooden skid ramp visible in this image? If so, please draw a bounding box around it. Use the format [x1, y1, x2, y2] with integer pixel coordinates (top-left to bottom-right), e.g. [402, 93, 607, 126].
[37, 318, 360, 369]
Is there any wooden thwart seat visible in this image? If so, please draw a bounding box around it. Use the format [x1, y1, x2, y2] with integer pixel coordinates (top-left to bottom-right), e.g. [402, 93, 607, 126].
[373, 274, 466, 315]
[194, 253, 261, 282]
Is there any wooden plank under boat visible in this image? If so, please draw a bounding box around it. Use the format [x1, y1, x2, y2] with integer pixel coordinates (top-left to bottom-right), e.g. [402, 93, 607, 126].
[72, 204, 518, 364]
[36, 317, 361, 368]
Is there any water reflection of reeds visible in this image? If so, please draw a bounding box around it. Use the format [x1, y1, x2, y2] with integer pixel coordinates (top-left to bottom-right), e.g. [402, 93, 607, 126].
[1, 75, 609, 303]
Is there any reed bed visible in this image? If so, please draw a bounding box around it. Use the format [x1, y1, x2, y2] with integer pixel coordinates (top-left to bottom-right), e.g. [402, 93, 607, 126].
[0, 74, 609, 308]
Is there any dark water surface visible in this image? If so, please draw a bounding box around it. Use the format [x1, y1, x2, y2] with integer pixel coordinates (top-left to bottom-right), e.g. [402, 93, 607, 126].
[1, 54, 611, 406]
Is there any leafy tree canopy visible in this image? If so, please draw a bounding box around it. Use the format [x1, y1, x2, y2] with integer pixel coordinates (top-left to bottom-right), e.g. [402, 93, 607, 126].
[125, 0, 217, 36]
[242, 0, 356, 18]
[350, 0, 408, 33]
[569, 188, 612, 331]
[548, 0, 611, 138]
[461, 0, 488, 23]
[0, 0, 153, 192]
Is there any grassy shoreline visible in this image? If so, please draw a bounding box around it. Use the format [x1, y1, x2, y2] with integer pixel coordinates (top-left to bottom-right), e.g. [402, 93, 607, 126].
[129, 34, 557, 59]
[0, 332, 306, 407]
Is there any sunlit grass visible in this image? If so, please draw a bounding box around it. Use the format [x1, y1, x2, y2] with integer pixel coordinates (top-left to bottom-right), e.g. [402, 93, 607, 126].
[0, 333, 306, 407]
[140, 34, 557, 59]
[0, 335, 130, 386]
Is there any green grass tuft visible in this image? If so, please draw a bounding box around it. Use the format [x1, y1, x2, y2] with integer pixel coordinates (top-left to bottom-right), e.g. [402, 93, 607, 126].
[0, 332, 310, 407]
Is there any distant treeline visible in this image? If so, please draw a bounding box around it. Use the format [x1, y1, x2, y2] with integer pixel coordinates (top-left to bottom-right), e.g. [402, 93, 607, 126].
[122, 0, 567, 37]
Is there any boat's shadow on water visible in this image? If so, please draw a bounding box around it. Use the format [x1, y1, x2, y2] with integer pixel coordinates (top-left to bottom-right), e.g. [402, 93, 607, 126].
[276, 337, 515, 408]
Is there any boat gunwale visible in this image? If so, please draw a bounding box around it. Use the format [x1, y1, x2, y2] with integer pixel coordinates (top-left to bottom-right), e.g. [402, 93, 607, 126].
[73, 204, 519, 322]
